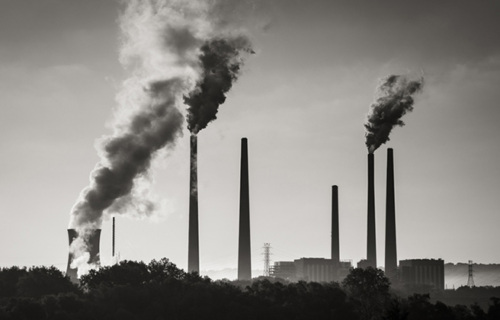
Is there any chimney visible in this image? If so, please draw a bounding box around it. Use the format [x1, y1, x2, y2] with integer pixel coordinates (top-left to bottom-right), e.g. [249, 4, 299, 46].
[66, 229, 101, 282]
[112, 217, 115, 258]
[238, 138, 251, 280]
[385, 148, 397, 281]
[188, 134, 199, 273]
[331, 185, 340, 264]
[367, 153, 377, 268]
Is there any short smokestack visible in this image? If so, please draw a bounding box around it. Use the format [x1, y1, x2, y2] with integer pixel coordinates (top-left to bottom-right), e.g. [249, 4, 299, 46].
[367, 153, 377, 268]
[331, 185, 340, 264]
[238, 138, 251, 280]
[188, 134, 199, 273]
[66, 229, 101, 282]
[385, 148, 397, 281]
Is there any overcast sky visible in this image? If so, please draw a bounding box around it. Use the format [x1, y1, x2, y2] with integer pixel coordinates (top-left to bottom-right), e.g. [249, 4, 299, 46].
[1, 0, 500, 283]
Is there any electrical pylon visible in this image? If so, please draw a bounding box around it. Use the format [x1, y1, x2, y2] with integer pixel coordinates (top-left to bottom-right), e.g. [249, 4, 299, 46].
[262, 243, 271, 277]
[467, 260, 475, 287]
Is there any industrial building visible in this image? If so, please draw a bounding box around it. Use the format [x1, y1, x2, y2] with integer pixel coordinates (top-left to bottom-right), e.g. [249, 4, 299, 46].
[399, 259, 445, 291]
[271, 261, 296, 281]
[271, 258, 352, 283]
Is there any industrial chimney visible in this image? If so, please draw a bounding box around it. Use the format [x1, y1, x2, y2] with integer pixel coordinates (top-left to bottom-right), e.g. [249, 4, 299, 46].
[385, 148, 397, 281]
[331, 185, 340, 264]
[367, 153, 377, 268]
[188, 134, 199, 273]
[238, 138, 251, 280]
[112, 217, 115, 258]
[66, 229, 101, 282]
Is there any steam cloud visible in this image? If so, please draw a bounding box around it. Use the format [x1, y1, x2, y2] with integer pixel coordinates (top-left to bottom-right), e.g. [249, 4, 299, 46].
[364, 75, 424, 153]
[68, 0, 252, 276]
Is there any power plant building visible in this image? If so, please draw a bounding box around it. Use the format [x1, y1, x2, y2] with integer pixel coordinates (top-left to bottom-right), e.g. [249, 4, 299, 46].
[295, 258, 336, 282]
[271, 258, 352, 283]
[399, 259, 445, 291]
[271, 261, 296, 281]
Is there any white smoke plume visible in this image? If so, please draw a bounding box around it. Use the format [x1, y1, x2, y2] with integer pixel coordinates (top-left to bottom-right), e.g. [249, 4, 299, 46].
[68, 0, 250, 276]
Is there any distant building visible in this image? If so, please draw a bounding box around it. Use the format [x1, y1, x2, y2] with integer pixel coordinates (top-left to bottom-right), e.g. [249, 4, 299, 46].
[356, 259, 371, 269]
[399, 259, 445, 291]
[271, 261, 296, 281]
[337, 260, 352, 282]
[271, 258, 352, 283]
[295, 258, 336, 282]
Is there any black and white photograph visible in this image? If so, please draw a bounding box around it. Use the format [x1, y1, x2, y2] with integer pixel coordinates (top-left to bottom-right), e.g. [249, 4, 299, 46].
[1, 0, 500, 319]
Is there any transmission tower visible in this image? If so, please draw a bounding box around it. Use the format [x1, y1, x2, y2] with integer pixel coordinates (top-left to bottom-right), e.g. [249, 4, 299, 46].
[467, 260, 475, 287]
[262, 243, 272, 277]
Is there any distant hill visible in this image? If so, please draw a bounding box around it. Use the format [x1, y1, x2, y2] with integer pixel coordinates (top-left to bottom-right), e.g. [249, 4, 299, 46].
[445, 263, 500, 288]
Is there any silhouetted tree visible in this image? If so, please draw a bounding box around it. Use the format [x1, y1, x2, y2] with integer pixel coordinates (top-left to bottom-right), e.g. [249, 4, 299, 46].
[487, 297, 500, 320]
[0, 266, 28, 297]
[16, 266, 77, 298]
[342, 267, 391, 320]
[1, 259, 498, 320]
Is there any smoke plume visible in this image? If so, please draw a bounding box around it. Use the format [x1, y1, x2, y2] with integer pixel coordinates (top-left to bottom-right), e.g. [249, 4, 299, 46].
[184, 37, 253, 135]
[364, 75, 424, 153]
[68, 0, 251, 276]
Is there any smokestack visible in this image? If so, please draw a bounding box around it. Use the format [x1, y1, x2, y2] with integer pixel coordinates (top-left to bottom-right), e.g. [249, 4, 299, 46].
[188, 134, 199, 273]
[385, 148, 397, 281]
[238, 138, 251, 280]
[367, 153, 377, 268]
[66, 229, 101, 282]
[112, 217, 115, 258]
[331, 185, 340, 264]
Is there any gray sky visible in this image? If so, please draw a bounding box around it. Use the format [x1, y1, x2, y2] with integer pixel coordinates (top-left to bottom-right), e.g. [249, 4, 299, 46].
[1, 0, 500, 281]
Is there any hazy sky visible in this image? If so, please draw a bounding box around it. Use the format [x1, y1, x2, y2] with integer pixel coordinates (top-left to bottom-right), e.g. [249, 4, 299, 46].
[1, 0, 500, 282]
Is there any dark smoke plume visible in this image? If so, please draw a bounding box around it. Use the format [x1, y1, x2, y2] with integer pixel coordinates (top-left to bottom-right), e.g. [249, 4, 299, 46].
[184, 36, 253, 134]
[364, 75, 424, 153]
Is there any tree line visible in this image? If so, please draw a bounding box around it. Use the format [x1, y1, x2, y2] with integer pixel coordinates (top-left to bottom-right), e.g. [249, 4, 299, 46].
[0, 258, 499, 320]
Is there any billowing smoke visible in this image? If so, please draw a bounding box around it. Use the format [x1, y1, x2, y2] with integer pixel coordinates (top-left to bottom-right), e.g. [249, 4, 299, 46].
[68, 0, 251, 276]
[183, 36, 252, 224]
[364, 75, 424, 153]
[184, 37, 253, 135]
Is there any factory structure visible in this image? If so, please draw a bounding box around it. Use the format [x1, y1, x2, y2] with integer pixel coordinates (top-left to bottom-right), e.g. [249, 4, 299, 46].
[270, 148, 444, 291]
[66, 141, 444, 292]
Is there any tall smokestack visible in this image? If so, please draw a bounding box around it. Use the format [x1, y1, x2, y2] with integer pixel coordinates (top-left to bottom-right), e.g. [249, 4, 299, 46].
[385, 148, 397, 281]
[238, 138, 251, 280]
[66, 229, 101, 282]
[112, 217, 115, 258]
[331, 185, 340, 264]
[367, 153, 377, 268]
[188, 134, 199, 273]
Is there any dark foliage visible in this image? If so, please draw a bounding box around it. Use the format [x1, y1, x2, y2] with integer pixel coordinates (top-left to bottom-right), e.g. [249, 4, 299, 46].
[342, 267, 392, 320]
[0, 261, 499, 320]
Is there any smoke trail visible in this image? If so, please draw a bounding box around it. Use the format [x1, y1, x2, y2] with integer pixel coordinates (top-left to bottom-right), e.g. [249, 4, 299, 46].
[68, 0, 218, 276]
[364, 75, 424, 153]
[184, 36, 253, 135]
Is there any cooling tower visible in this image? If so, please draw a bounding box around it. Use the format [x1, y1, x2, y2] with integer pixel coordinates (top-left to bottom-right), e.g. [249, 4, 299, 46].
[66, 229, 101, 282]
[385, 148, 397, 281]
[188, 134, 199, 273]
[238, 138, 251, 280]
[367, 153, 377, 268]
[331, 185, 340, 264]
